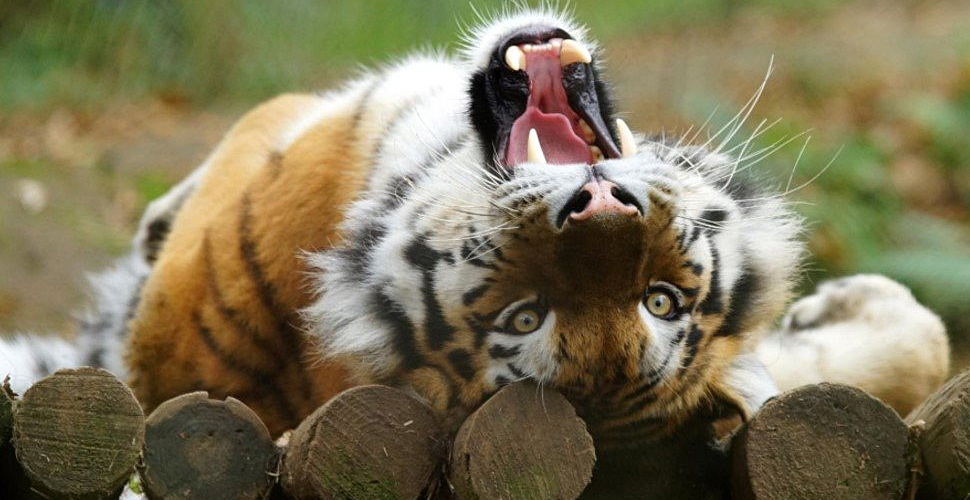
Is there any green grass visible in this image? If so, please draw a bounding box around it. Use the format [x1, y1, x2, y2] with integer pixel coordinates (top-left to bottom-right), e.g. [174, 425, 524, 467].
[0, 0, 849, 112]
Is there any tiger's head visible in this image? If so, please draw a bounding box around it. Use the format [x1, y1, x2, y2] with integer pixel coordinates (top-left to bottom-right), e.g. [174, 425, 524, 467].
[309, 11, 803, 446]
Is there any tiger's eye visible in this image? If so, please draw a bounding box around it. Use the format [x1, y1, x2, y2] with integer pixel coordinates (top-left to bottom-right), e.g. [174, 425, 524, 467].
[645, 291, 674, 318]
[512, 308, 543, 334]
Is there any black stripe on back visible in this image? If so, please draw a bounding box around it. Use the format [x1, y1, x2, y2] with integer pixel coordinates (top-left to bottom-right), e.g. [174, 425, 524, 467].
[237, 193, 315, 402]
[191, 310, 298, 422]
[203, 233, 288, 363]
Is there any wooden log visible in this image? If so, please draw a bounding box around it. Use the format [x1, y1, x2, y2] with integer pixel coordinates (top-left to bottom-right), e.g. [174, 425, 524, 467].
[905, 369, 970, 499]
[580, 418, 728, 500]
[0, 378, 42, 500]
[449, 382, 595, 500]
[0, 376, 13, 445]
[138, 391, 279, 500]
[731, 383, 909, 500]
[12, 367, 145, 500]
[281, 385, 443, 500]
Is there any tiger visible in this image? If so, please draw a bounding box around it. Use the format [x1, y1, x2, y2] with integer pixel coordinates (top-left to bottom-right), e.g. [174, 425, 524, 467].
[0, 8, 950, 446]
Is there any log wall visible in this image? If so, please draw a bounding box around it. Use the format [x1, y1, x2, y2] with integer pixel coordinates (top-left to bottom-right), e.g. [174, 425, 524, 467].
[1, 367, 967, 500]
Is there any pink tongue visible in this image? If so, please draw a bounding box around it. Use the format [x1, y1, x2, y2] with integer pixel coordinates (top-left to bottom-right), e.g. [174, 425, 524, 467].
[507, 107, 591, 165]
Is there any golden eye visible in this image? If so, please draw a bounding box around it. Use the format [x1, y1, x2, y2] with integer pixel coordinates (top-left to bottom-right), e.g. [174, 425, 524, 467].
[509, 306, 544, 334]
[645, 290, 675, 318]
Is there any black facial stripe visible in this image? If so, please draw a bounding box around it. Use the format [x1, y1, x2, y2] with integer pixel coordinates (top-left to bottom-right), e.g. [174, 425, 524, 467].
[382, 174, 416, 211]
[680, 324, 704, 371]
[714, 254, 760, 337]
[723, 175, 763, 213]
[507, 363, 527, 379]
[447, 348, 476, 381]
[343, 221, 387, 277]
[462, 283, 490, 306]
[620, 325, 686, 410]
[683, 260, 705, 276]
[460, 236, 500, 270]
[371, 287, 424, 371]
[700, 205, 728, 226]
[698, 243, 724, 315]
[676, 218, 703, 256]
[404, 237, 457, 350]
[488, 343, 521, 359]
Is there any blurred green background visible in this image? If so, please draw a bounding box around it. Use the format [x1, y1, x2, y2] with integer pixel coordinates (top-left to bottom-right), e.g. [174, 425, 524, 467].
[1, 0, 968, 368]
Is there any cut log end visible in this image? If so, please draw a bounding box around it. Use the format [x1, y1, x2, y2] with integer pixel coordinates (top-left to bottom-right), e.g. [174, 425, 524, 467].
[731, 383, 909, 500]
[281, 384, 444, 500]
[13, 367, 145, 500]
[449, 381, 595, 500]
[139, 391, 278, 500]
[905, 369, 970, 500]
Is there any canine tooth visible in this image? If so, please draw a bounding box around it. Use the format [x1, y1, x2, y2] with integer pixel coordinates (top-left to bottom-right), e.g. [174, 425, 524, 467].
[616, 118, 638, 157]
[579, 119, 596, 143]
[504, 45, 526, 71]
[527, 129, 546, 164]
[560, 39, 592, 66]
[589, 145, 603, 162]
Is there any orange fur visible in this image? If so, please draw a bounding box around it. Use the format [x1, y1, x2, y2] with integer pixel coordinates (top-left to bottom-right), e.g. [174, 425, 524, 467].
[127, 92, 375, 435]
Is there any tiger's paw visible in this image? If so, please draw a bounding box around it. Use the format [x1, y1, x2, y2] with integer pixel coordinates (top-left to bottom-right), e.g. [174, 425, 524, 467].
[782, 274, 924, 332]
[758, 274, 950, 415]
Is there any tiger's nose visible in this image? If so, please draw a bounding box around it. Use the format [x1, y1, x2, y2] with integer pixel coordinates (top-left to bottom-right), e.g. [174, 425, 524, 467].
[558, 179, 641, 225]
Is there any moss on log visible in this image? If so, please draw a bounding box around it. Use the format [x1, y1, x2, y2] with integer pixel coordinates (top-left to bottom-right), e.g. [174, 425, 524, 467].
[905, 369, 970, 500]
[731, 383, 909, 500]
[281, 385, 443, 500]
[12, 367, 145, 500]
[139, 391, 278, 500]
[449, 382, 595, 500]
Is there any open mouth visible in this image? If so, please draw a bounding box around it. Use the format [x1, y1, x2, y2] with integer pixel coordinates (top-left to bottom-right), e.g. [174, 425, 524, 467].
[475, 28, 636, 168]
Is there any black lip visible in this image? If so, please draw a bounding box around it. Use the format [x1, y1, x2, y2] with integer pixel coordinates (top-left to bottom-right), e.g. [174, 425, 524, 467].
[468, 26, 621, 169]
[562, 63, 621, 159]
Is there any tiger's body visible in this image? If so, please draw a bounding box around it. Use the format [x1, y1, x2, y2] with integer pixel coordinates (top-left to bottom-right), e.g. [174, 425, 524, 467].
[1, 10, 950, 445]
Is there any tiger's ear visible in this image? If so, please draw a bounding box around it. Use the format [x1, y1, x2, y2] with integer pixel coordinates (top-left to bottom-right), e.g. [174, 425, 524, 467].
[710, 353, 779, 422]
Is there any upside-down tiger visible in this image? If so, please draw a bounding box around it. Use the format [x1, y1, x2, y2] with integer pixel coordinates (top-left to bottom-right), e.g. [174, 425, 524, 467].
[0, 8, 950, 446]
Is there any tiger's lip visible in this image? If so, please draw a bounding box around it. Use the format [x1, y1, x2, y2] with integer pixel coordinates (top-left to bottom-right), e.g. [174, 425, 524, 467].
[490, 28, 621, 167]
